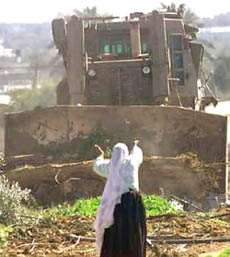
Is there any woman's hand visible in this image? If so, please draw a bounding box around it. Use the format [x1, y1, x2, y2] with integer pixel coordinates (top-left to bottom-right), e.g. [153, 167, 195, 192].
[94, 144, 104, 156]
[134, 140, 139, 146]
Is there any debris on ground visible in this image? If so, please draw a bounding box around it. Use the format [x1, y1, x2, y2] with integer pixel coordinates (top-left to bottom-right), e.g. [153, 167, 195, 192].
[4, 152, 226, 208]
[3, 208, 230, 257]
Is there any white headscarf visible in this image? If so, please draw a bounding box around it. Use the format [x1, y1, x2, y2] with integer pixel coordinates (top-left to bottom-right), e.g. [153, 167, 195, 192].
[94, 143, 130, 251]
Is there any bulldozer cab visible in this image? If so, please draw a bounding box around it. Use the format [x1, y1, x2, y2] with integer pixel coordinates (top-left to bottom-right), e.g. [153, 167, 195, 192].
[53, 10, 205, 108]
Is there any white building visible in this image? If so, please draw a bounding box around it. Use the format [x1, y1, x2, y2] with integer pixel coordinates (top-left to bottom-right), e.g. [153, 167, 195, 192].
[0, 39, 15, 58]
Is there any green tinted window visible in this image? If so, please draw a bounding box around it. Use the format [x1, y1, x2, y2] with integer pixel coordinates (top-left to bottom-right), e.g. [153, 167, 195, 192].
[104, 44, 110, 53]
[124, 44, 131, 55]
[116, 43, 123, 54]
[142, 41, 148, 53]
[170, 34, 184, 86]
[174, 71, 184, 86]
[172, 53, 183, 68]
[111, 41, 123, 55]
[100, 39, 131, 56]
[172, 35, 182, 50]
[111, 44, 116, 53]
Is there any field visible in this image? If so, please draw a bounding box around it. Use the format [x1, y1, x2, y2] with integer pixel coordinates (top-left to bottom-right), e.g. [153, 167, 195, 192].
[1, 195, 230, 257]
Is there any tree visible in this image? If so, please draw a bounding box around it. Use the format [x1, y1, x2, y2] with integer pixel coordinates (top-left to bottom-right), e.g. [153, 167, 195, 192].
[183, 8, 200, 25]
[8, 78, 58, 112]
[214, 56, 230, 96]
[73, 6, 98, 18]
[82, 6, 98, 17]
[160, 2, 201, 26]
[160, 2, 176, 12]
[202, 12, 230, 27]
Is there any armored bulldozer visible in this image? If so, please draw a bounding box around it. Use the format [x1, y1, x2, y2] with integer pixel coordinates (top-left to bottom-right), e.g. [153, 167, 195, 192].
[3, 10, 228, 208]
[52, 10, 207, 108]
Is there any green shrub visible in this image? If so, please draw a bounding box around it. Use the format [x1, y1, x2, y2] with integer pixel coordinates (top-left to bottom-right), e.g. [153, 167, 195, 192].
[0, 225, 13, 245]
[0, 175, 34, 226]
[46, 194, 176, 218]
[0, 153, 5, 169]
[9, 80, 57, 112]
[218, 249, 230, 257]
[46, 197, 101, 217]
[143, 194, 176, 216]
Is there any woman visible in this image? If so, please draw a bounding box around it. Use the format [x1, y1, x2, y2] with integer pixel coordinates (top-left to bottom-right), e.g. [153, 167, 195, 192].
[93, 141, 146, 257]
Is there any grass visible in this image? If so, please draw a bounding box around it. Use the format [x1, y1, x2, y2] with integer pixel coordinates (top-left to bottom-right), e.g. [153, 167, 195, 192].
[217, 249, 230, 257]
[205, 249, 230, 257]
[45, 194, 177, 218]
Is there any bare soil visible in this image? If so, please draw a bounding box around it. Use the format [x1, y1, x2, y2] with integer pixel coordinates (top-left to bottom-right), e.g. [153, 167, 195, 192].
[3, 208, 230, 257]
[2, 153, 229, 256]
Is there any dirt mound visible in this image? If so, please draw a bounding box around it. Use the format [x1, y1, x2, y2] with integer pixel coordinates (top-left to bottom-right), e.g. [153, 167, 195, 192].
[4, 161, 105, 205]
[4, 153, 226, 208]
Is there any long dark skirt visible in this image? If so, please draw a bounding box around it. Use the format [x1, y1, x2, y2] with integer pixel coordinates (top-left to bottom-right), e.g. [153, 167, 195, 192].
[100, 190, 146, 257]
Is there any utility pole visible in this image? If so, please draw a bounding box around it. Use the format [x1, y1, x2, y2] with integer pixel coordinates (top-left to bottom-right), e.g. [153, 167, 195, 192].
[32, 67, 39, 89]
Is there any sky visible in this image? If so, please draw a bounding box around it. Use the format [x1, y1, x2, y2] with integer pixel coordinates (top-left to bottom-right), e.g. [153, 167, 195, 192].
[205, 101, 230, 115]
[1, 0, 230, 23]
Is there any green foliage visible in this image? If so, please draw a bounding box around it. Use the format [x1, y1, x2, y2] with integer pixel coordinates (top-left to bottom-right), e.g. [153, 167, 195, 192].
[0, 153, 5, 169]
[0, 22, 52, 54]
[78, 129, 116, 160]
[143, 194, 176, 216]
[0, 225, 13, 246]
[37, 129, 114, 161]
[160, 2, 176, 12]
[46, 194, 176, 218]
[9, 78, 58, 112]
[202, 12, 230, 27]
[73, 6, 100, 18]
[214, 56, 230, 96]
[218, 249, 230, 257]
[160, 2, 200, 25]
[46, 197, 101, 217]
[82, 6, 98, 17]
[205, 249, 230, 257]
[72, 6, 112, 21]
[0, 175, 34, 226]
[104, 147, 112, 159]
[183, 7, 201, 25]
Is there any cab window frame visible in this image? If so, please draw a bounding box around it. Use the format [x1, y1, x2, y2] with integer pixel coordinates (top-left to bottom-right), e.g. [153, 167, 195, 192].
[170, 34, 185, 86]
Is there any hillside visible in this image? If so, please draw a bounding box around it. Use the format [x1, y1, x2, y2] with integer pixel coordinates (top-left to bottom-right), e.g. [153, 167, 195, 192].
[0, 22, 52, 54]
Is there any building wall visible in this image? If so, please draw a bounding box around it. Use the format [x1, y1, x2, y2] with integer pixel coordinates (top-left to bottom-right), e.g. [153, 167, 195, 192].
[5, 106, 227, 164]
